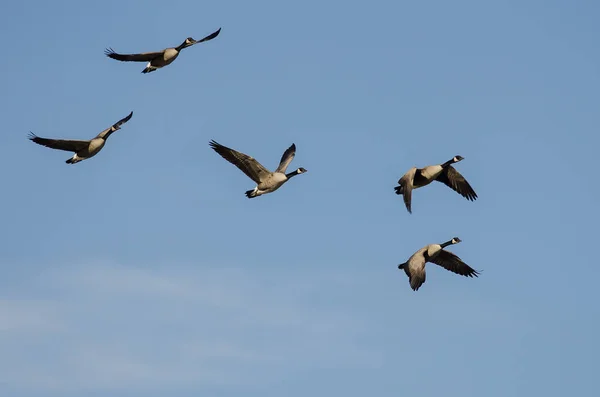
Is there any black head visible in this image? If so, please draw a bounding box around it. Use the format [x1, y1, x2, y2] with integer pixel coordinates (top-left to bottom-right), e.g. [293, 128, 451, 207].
[297, 167, 307, 174]
[453, 155, 464, 163]
[451, 237, 462, 244]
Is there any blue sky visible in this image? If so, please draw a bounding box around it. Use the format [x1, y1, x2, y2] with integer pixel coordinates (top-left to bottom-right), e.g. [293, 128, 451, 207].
[0, 0, 599, 396]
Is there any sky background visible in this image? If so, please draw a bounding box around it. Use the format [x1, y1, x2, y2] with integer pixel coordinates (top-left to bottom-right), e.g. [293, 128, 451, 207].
[1, 0, 599, 396]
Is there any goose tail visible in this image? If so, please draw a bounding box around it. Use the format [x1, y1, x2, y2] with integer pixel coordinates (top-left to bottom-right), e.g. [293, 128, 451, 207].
[394, 185, 403, 195]
[141, 64, 156, 74]
[245, 189, 259, 199]
[65, 156, 80, 164]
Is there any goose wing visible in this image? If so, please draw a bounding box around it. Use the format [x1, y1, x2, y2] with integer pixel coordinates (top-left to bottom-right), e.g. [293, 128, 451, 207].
[397, 167, 417, 214]
[435, 166, 478, 201]
[192, 27, 222, 45]
[28, 132, 89, 153]
[406, 249, 428, 291]
[209, 140, 271, 184]
[112, 111, 134, 129]
[104, 48, 164, 62]
[429, 249, 480, 278]
[275, 143, 296, 173]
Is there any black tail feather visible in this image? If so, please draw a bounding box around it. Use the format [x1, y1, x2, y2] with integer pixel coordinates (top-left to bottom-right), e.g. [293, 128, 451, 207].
[245, 189, 257, 198]
[394, 185, 403, 195]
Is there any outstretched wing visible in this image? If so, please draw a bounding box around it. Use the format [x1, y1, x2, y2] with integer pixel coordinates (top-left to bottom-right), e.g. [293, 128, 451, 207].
[275, 143, 296, 173]
[397, 167, 417, 214]
[112, 111, 134, 129]
[193, 28, 222, 44]
[429, 250, 480, 278]
[406, 249, 428, 291]
[28, 132, 89, 153]
[435, 166, 478, 201]
[209, 140, 271, 183]
[104, 48, 164, 62]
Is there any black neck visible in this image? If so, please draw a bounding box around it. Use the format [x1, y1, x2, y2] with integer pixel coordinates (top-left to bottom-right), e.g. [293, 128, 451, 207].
[441, 158, 455, 167]
[285, 170, 300, 178]
[440, 239, 454, 248]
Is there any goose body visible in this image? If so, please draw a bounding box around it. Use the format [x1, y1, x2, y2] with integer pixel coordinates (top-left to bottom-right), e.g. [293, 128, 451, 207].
[394, 155, 477, 213]
[28, 111, 133, 164]
[398, 237, 480, 291]
[105, 28, 221, 73]
[209, 140, 307, 198]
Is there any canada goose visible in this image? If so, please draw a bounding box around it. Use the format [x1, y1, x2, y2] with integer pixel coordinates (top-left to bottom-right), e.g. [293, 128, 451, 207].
[28, 111, 133, 164]
[398, 237, 480, 291]
[209, 140, 307, 198]
[105, 28, 221, 73]
[394, 155, 477, 213]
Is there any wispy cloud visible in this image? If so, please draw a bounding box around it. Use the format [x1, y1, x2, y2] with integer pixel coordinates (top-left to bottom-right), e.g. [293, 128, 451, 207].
[0, 261, 380, 394]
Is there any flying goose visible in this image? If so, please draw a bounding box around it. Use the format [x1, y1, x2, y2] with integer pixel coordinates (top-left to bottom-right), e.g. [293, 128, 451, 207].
[28, 111, 133, 164]
[209, 140, 307, 198]
[398, 237, 480, 291]
[394, 155, 477, 213]
[105, 28, 221, 73]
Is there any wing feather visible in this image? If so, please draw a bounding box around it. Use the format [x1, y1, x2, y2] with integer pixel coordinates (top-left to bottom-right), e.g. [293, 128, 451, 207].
[435, 166, 478, 201]
[104, 48, 164, 62]
[275, 143, 296, 173]
[194, 28, 221, 44]
[112, 111, 134, 129]
[429, 250, 480, 278]
[28, 132, 89, 153]
[209, 140, 271, 183]
[396, 167, 417, 214]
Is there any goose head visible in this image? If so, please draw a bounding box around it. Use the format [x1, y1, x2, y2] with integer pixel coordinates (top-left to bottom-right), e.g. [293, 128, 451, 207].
[177, 37, 197, 50]
[453, 155, 464, 163]
[440, 237, 461, 248]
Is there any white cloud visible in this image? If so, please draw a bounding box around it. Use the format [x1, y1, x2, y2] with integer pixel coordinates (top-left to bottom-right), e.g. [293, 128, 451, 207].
[0, 262, 380, 394]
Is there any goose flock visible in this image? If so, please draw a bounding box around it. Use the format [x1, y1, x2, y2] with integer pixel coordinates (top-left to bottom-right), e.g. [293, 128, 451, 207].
[27, 27, 481, 292]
